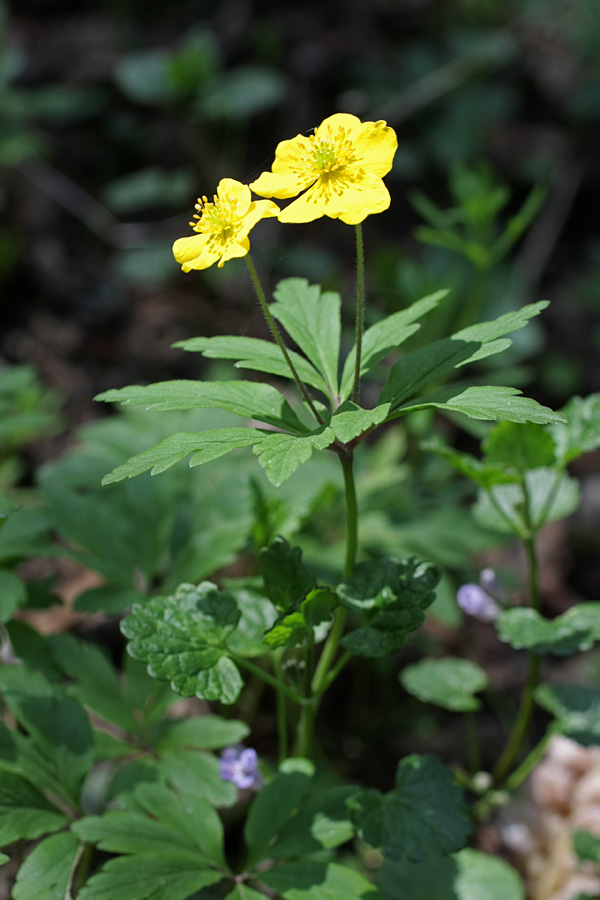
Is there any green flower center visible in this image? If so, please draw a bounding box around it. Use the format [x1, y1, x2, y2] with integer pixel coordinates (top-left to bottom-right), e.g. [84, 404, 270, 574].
[308, 126, 357, 175]
[191, 194, 240, 239]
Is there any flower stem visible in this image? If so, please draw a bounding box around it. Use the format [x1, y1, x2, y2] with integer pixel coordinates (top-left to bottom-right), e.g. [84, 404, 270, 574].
[351, 224, 365, 404]
[245, 254, 324, 425]
[272, 651, 289, 763]
[234, 655, 302, 704]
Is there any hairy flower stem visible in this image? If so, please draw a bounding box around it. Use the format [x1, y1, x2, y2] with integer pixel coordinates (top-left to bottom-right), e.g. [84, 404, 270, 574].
[351, 224, 365, 404]
[245, 255, 324, 426]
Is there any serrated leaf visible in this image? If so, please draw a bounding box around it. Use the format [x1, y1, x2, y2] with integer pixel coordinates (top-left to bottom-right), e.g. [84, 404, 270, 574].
[552, 393, 600, 465]
[244, 758, 315, 861]
[392, 385, 565, 425]
[400, 658, 488, 712]
[253, 428, 335, 486]
[101, 428, 262, 484]
[329, 402, 391, 443]
[340, 290, 448, 400]
[271, 278, 341, 398]
[121, 581, 244, 705]
[75, 852, 223, 900]
[535, 684, 600, 745]
[13, 831, 81, 900]
[0, 568, 27, 621]
[160, 748, 237, 807]
[95, 380, 308, 433]
[0, 772, 68, 845]
[155, 715, 249, 752]
[377, 848, 524, 900]
[423, 436, 517, 489]
[174, 334, 327, 393]
[497, 604, 600, 656]
[260, 537, 316, 610]
[474, 469, 580, 535]
[349, 754, 471, 861]
[0, 667, 94, 804]
[260, 860, 383, 900]
[484, 421, 556, 472]
[379, 302, 548, 408]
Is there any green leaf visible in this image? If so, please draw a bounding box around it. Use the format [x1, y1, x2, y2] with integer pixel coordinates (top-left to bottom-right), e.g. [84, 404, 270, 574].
[75, 853, 223, 900]
[377, 848, 524, 900]
[496, 604, 600, 656]
[392, 385, 565, 426]
[573, 830, 600, 863]
[400, 658, 488, 712]
[0, 667, 94, 804]
[101, 428, 262, 484]
[95, 380, 308, 433]
[155, 715, 249, 752]
[535, 684, 600, 745]
[329, 402, 391, 443]
[121, 581, 244, 705]
[74, 781, 225, 867]
[423, 436, 517, 489]
[260, 860, 383, 900]
[379, 302, 549, 408]
[160, 748, 237, 807]
[474, 469, 580, 535]
[13, 832, 81, 900]
[0, 772, 68, 845]
[338, 558, 440, 657]
[271, 278, 342, 398]
[552, 393, 600, 464]
[224, 584, 278, 657]
[253, 428, 335, 486]
[340, 290, 448, 400]
[260, 537, 316, 610]
[348, 754, 471, 861]
[224, 887, 266, 900]
[0, 568, 27, 621]
[0, 853, 8, 864]
[174, 334, 327, 393]
[484, 422, 557, 472]
[244, 758, 315, 860]
[266, 784, 358, 859]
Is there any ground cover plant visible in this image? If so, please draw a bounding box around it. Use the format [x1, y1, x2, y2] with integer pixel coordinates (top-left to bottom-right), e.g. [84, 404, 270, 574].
[3, 102, 600, 900]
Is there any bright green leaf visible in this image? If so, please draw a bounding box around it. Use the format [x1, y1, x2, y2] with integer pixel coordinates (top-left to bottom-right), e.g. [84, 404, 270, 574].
[329, 402, 391, 443]
[400, 658, 488, 712]
[0, 568, 26, 621]
[497, 604, 600, 656]
[260, 860, 383, 900]
[13, 831, 81, 900]
[484, 421, 557, 472]
[155, 715, 249, 752]
[474, 469, 580, 535]
[552, 393, 600, 465]
[253, 428, 335, 486]
[423, 436, 517, 489]
[392, 385, 565, 426]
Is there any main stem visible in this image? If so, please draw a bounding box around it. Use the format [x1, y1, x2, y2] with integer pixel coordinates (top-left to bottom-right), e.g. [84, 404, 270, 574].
[351, 224, 365, 404]
[245, 255, 324, 426]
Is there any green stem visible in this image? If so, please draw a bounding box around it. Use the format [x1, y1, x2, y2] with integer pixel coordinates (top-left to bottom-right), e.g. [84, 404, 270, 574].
[272, 652, 288, 764]
[234, 656, 302, 704]
[492, 652, 541, 784]
[351, 224, 365, 404]
[504, 727, 554, 792]
[245, 254, 324, 425]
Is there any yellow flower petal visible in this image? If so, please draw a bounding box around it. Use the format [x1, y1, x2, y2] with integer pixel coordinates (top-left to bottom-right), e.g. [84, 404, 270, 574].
[215, 177, 252, 213]
[250, 170, 314, 200]
[352, 120, 398, 177]
[218, 237, 250, 267]
[173, 234, 221, 272]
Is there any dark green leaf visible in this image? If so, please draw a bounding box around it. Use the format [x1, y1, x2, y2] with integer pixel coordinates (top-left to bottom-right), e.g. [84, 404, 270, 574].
[260, 860, 383, 900]
[155, 715, 249, 752]
[535, 684, 600, 745]
[75, 853, 223, 900]
[0, 568, 26, 621]
[271, 278, 341, 398]
[12, 832, 81, 900]
[174, 334, 326, 393]
[244, 758, 315, 861]
[574, 830, 600, 863]
[121, 581, 244, 705]
[349, 754, 471, 861]
[224, 887, 266, 900]
[161, 748, 237, 807]
[497, 604, 600, 656]
[95, 380, 308, 433]
[340, 290, 448, 400]
[400, 658, 488, 712]
[101, 428, 262, 484]
[253, 428, 335, 486]
[0, 772, 68, 845]
[266, 784, 358, 859]
[260, 537, 316, 610]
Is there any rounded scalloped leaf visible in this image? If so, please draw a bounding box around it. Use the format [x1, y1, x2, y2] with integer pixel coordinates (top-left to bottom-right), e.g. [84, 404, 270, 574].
[400, 658, 488, 712]
[497, 604, 600, 656]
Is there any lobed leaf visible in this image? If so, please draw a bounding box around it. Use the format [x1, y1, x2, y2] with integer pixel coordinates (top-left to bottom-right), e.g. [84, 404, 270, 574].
[0, 772, 68, 845]
[400, 658, 488, 712]
[13, 832, 81, 900]
[329, 401, 391, 444]
[551, 393, 600, 465]
[260, 860, 383, 900]
[392, 385, 566, 425]
[260, 537, 316, 610]
[497, 604, 600, 656]
[474, 469, 580, 535]
[75, 852, 223, 900]
[253, 428, 335, 486]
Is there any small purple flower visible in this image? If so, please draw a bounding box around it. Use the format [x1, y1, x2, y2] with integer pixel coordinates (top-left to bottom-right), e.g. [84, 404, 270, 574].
[457, 569, 503, 623]
[219, 746, 262, 790]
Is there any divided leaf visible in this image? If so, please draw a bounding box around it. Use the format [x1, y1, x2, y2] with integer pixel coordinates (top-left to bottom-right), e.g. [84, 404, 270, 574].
[260, 860, 382, 900]
[0, 772, 68, 845]
[474, 469, 580, 535]
[392, 385, 565, 426]
[253, 428, 335, 486]
[348, 754, 471, 861]
[552, 393, 600, 465]
[12, 832, 81, 900]
[400, 658, 488, 712]
[484, 421, 557, 472]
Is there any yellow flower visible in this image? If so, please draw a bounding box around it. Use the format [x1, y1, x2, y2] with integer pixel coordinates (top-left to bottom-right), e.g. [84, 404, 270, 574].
[249, 113, 398, 225]
[173, 178, 279, 271]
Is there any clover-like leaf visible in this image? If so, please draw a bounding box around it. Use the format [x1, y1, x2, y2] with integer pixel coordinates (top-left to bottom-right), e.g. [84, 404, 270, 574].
[121, 581, 244, 704]
[349, 754, 471, 861]
[400, 658, 488, 712]
[497, 604, 600, 656]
